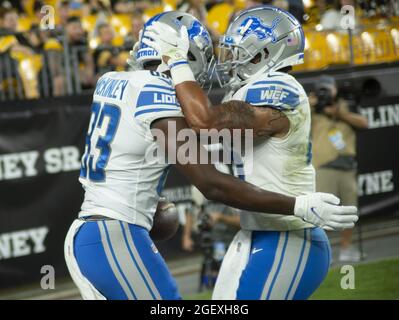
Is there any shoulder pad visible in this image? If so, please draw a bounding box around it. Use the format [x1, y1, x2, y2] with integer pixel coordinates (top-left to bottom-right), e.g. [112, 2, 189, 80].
[244, 77, 302, 110]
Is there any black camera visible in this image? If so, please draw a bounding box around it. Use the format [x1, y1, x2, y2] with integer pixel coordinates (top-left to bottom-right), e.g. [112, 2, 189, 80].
[196, 205, 221, 292]
[315, 87, 334, 113]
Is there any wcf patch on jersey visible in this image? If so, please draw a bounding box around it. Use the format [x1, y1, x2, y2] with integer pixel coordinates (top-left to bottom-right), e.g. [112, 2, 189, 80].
[245, 85, 300, 109]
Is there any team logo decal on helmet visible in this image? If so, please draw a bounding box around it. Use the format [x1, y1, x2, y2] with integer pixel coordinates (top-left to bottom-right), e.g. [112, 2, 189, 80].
[238, 16, 282, 42]
[135, 11, 214, 87]
[187, 20, 211, 50]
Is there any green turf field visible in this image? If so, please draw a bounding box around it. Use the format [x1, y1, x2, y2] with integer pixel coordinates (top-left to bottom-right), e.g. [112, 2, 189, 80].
[185, 257, 399, 300]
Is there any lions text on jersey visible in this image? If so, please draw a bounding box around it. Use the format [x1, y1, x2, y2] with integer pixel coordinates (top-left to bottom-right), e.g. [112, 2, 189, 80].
[64, 70, 183, 300]
[79, 70, 184, 231]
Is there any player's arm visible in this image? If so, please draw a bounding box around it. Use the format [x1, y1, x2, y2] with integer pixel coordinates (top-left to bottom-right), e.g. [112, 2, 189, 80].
[174, 81, 289, 137]
[142, 22, 288, 137]
[151, 116, 294, 214]
[151, 117, 358, 231]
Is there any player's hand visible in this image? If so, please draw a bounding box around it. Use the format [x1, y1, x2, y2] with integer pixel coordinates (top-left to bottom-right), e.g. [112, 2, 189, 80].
[294, 192, 358, 231]
[142, 21, 190, 65]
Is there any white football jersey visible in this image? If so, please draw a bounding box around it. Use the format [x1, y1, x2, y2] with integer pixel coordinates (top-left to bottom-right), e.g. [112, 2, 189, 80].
[226, 71, 315, 231]
[78, 70, 184, 230]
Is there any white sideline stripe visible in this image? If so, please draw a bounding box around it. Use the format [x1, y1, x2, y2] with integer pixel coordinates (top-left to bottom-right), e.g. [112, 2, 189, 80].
[260, 232, 287, 299]
[268, 230, 305, 300]
[287, 229, 312, 300]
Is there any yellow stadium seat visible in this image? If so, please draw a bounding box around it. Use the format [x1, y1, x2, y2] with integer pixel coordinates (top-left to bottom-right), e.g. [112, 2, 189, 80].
[110, 14, 131, 37]
[207, 3, 235, 34]
[69, 9, 83, 18]
[326, 32, 350, 65]
[44, 0, 58, 8]
[112, 36, 124, 47]
[17, 16, 33, 32]
[143, 6, 164, 22]
[22, 0, 35, 18]
[234, 0, 246, 10]
[390, 26, 399, 56]
[374, 29, 396, 62]
[360, 29, 378, 64]
[82, 15, 98, 33]
[303, 31, 329, 70]
[7, 51, 42, 99]
[0, 36, 18, 54]
[44, 38, 63, 51]
[351, 33, 367, 65]
[163, 0, 177, 11]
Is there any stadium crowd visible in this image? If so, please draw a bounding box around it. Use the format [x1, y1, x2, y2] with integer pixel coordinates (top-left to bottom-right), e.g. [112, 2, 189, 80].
[0, 0, 398, 99]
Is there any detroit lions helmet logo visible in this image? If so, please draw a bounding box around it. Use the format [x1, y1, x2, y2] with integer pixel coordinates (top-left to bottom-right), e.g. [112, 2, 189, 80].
[186, 20, 211, 49]
[237, 16, 281, 42]
[173, 19, 211, 49]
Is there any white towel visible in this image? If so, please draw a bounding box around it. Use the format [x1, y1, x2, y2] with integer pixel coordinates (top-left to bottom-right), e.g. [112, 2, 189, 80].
[212, 230, 252, 300]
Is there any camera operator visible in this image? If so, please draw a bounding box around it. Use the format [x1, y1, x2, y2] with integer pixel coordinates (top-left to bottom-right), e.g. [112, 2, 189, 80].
[195, 201, 240, 291]
[181, 165, 240, 291]
[310, 75, 368, 262]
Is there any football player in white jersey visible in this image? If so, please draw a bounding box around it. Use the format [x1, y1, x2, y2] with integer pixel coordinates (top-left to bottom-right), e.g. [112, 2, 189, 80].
[64, 11, 357, 300]
[143, 7, 359, 299]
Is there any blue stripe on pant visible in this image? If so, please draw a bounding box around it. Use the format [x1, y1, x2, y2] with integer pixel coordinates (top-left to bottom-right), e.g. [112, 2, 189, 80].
[236, 227, 331, 300]
[73, 220, 181, 300]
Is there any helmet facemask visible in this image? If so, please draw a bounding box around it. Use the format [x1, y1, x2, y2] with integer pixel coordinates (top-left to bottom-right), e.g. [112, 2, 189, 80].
[216, 39, 274, 90]
[187, 42, 214, 89]
[214, 6, 305, 90]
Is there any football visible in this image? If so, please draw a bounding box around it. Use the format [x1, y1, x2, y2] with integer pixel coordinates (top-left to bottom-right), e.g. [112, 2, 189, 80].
[149, 200, 179, 242]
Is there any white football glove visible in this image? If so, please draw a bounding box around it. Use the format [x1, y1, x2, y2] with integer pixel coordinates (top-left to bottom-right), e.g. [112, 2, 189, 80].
[294, 193, 358, 231]
[142, 21, 190, 65]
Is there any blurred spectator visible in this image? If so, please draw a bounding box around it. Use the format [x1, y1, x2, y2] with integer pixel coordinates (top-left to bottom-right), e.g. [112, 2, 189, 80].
[178, 0, 223, 44]
[111, 0, 149, 13]
[272, 0, 289, 11]
[182, 202, 240, 253]
[178, 0, 208, 22]
[65, 16, 95, 88]
[359, 0, 398, 18]
[124, 10, 144, 49]
[319, 0, 358, 30]
[187, 201, 240, 289]
[287, 0, 305, 22]
[81, 0, 112, 16]
[0, 0, 397, 101]
[57, 0, 71, 30]
[0, 0, 24, 13]
[66, 16, 86, 47]
[0, 7, 34, 55]
[93, 22, 127, 74]
[0, 7, 42, 99]
[182, 164, 240, 255]
[310, 75, 368, 262]
[31, 0, 45, 26]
